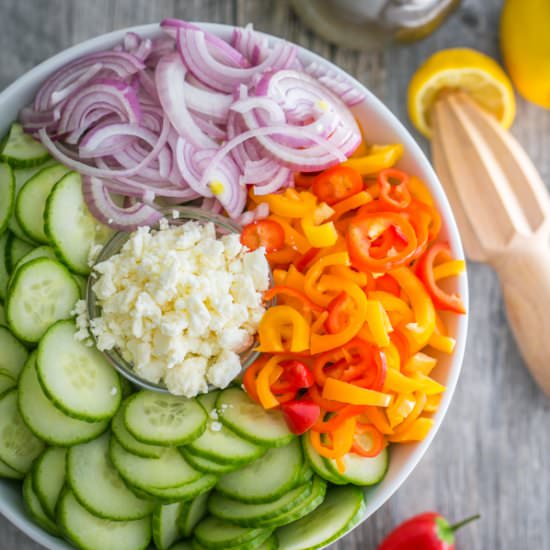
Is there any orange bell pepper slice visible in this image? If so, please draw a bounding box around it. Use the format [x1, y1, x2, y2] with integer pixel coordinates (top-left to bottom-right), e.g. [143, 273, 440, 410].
[322, 377, 392, 407]
[257, 305, 310, 352]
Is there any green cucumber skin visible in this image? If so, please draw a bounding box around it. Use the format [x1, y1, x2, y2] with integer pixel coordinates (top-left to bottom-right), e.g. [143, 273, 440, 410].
[194, 515, 271, 550]
[22, 473, 61, 537]
[0, 163, 15, 236]
[301, 436, 347, 486]
[323, 447, 390, 487]
[178, 491, 210, 538]
[179, 448, 242, 475]
[152, 502, 185, 550]
[0, 124, 50, 168]
[123, 391, 207, 447]
[215, 389, 294, 449]
[192, 529, 274, 550]
[6, 258, 80, 345]
[32, 447, 67, 520]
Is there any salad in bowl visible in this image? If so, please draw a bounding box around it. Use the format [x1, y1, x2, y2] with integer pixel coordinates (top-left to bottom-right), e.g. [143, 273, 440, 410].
[0, 19, 467, 550]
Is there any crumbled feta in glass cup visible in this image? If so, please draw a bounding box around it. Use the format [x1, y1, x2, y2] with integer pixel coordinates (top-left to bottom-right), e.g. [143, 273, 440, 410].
[85, 206, 273, 396]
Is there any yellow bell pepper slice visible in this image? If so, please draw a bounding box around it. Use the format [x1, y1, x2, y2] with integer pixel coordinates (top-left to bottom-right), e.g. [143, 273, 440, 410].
[284, 265, 306, 292]
[367, 291, 414, 325]
[268, 215, 311, 253]
[343, 144, 404, 175]
[433, 259, 466, 281]
[403, 352, 438, 376]
[330, 191, 372, 221]
[424, 394, 442, 413]
[384, 368, 423, 393]
[310, 275, 367, 354]
[322, 378, 392, 407]
[360, 407, 394, 434]
[390, 391, 427, 436]
[407, 176, 434, 206]
[256, 355, 291, 409]
[300, 212, 338, 248]
[254, 189, 316, 217]
[390, 267, 436, 353]
[365, 300, 393, 347]
[273, 269, 286, 286]
[328, 265, 368, 287]
[257, 305, 310, 352]
[412, 373, 446, 395]
[386, 393, 416, 428]
[304, 252, 350, 308]
[387, 417, 434, 442]
[381, 342, 401, 372]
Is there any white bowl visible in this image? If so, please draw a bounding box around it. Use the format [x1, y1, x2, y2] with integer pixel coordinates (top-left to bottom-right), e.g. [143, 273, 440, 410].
[0, 22, 468, 550]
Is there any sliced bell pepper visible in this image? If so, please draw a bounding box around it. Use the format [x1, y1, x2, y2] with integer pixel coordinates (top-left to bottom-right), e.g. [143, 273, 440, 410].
[308, 384, 345, 412]
[256, 355, 291, 409]
[423, 394, 442, 413]
[387, 417, 434, 442]
[310, 276, 367, 354]
[304, 252, 350, 308]
[301, 212, 338, 248]
[328, 265, 368, 287]
[309, 417, 356, 459]
[295, 247, 320, 273]
[284, 265, 306, 291]
[268, 215, 311, 254]
[351, 423, 385, 457]
[368, 291, 414, 326]
[403, 352, 437, 376]
[312, 165, 364, 205]
[374, 274, 401, 296]
[322, 377, 392, 407]
[241, 219, 285, 252]
[361, 406, 394, 435]
[412, 372, 446, 395]
[257, 305, 310, 352]
[312, 404, 365, 433]
[343, 144, 404, 175]
[281, 400, 320, 435]
[347, 213, 418, 273]
[253, 189, 316, 217]
[386, 393, 416, 429]
[390, 391, 427, 436]
[325, 291, 355, 334]
[266, 246, 299, 267]
[242, 357, 267, 403]
[330, 191, 372, 222]
[384, 368, 423, 393]
[416, 242, 465, 314]
[389, 267, 436, 353]
[407, 176, 434, 206]
[272, 360, 315, 393]
[433, 259, 466, 281]
[378, 168, 412, 210]
[428, 312, 456, 354]
[263, 286, 324, 313]
[364, 300, 392, 347]
[273, 268, 287, 286]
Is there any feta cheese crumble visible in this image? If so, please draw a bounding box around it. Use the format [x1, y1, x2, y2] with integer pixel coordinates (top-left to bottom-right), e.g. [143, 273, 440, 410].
[76, 220, 270, 397]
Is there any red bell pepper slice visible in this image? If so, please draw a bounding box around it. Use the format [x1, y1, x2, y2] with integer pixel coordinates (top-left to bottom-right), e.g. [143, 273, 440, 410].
[324, 291, 356, 334]
[378, 168, 412, 210]
[281, 400, 321, 435]
[312, 165, 363, 205]
[241, 219, 285, 252]
[416, 242, 466, 314]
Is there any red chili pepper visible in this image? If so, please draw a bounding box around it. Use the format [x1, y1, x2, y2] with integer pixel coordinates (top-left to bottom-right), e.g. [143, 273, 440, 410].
[416, 242, 466, 314]
[312, 165, 363, 205]
[378, 512, 480, 550]
[280, 400, 321, 435]
[241, 219, 285, 252]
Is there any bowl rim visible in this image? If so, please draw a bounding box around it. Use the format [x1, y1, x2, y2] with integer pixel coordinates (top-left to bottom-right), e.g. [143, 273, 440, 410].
[0, 21, 469, 550]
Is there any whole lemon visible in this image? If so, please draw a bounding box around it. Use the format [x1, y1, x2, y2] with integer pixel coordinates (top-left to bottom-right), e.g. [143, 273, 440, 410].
[500, 0, 550, 108]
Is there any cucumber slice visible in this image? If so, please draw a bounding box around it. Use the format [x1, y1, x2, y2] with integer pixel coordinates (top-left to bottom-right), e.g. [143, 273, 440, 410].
[0, 123, 50, 168]
[45, 171, 112, 275]
[324, 447, 389, 486]
[10, 162, 54, 243]
[301, 434, 346, 485]
[23, 471, 60, 537]
[33, 447, 66, 520]
[0, 389, 44, 473]
[124, 391, 207, 446]
[58, 488, 152, 550]
[68, 432, 154, 521]
[216, 439, 303, 504]
[179, 448, 240, 475]
[16, 163, 70, 243]
[0, 457, 24, 480]
[178, 491, 210, 538]
[216, 388, 294, 448]
[194, 516, 271, 550]
[0, 325, 28, 381]
[153, 502, 185, 550]
[0, 233, 9, 299]
[135, 474, 217, 504]
[73, 274, 88, 298]
[5, 233, 34, 273]
[275, 485, 366, 550]
[0, 371, 17, 395]
[254, 476, 327, 529]
[186, 392, 265, 466]
[18, 352, 109, 445]
[6, 258, 80, 343]
[0, 303, 6, 326]
[170, 543, 193, 550]
[112, 406, 164, 459]
[37, 319, 121, 421]
[190, 531, 274, 550]
[297, 462, 314, 484]
[208, 482, 312, 527]
[0, 163, 15, 235]
[11, 245, 56, 279]
[109, 438, 201, 491]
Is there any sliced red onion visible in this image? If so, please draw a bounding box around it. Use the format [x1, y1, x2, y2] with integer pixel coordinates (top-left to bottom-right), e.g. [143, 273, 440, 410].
[191, 114, 226, 141]
[33, 52, 144, 112]
[237, 201, 270, 226]
[201, 196, 223, 214]
[304, 61, 366, 107]
[231, 23, 270, 65]
[177, 28, 297, 93]
[123, 32, 153, 61]
[161, 19, 249, 68]
[57, 78, 142, 137]
[146, 35, 176, 68]
[82, 176, 163, 231]
[252, 166, 292, 196]
[181, 78, 232, 123]
[155, 52, 217, 149]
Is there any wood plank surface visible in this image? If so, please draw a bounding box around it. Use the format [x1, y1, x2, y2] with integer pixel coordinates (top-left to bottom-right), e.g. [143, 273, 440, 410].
[0, 1, 548, 548]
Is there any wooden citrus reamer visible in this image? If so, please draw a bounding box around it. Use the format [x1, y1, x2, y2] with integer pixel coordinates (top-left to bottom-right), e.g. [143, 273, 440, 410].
[431, 92, 550, 396]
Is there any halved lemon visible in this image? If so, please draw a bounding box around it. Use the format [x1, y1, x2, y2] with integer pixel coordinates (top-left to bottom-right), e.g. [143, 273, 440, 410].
[408, 48, 516, 138]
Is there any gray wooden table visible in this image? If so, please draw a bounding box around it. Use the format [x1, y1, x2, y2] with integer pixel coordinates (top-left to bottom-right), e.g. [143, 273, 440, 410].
[0, 1, 549, 548]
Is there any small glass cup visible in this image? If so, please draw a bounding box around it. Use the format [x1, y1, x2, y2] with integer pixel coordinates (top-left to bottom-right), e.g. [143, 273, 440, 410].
[86, 206, 267, 393]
